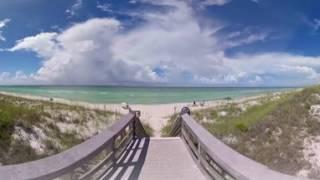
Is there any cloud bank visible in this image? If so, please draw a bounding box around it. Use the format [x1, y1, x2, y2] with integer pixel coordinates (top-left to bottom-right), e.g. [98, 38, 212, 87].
[6, 0, 320, 86]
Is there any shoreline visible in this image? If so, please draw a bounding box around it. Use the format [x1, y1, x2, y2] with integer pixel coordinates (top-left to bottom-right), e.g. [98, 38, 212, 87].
[0, 90, 289, 137]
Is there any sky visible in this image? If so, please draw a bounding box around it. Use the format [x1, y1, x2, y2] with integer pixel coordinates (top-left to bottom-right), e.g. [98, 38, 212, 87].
[0, 0, 320, 87]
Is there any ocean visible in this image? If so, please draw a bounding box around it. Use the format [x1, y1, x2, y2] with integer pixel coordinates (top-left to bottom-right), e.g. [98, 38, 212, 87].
[0, 86, 294, 104]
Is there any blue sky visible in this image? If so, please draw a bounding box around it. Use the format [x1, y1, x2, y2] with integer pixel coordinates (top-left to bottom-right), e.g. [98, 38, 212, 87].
[0, 0, 320, 86]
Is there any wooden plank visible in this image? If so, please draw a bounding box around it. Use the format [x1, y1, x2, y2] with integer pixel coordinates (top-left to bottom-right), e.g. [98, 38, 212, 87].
[101, 138, 207, 180]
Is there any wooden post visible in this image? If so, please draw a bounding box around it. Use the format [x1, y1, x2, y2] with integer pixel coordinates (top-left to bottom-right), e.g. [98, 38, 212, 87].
[133, 115, 136, 140]
[112, 136, 117, 165]
[197, 140, 202, 165]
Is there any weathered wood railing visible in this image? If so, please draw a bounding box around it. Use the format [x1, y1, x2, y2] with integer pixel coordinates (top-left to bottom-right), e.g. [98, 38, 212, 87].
[171, 107, 306, 180]
[0, 111, 146, 180]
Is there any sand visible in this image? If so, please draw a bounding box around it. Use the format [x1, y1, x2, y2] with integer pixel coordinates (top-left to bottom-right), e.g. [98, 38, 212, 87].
[0, 91, 268, 137]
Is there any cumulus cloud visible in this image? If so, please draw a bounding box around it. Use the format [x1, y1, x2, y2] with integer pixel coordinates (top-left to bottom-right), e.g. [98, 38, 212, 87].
[0, 18, 10, 41]
[10, 18, 159, 85]
[0, 72, 10, 81]
[9, 32, 58, 58]
[223, 53, 320, 86]
[0, 71, 35, 85]
[6, 0, 320, 86]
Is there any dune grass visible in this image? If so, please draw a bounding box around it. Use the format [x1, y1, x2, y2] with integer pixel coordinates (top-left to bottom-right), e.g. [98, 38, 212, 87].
[200, 94, 292, 136]
[161, 93, 291, 137]
[141, 122, 154, 137]
[0, 96, 45, 164]
[0, 93, 118, 165]
[0, 99, 42, 149]
[179, 86, 320, 177]
[161, 114, 178, 137]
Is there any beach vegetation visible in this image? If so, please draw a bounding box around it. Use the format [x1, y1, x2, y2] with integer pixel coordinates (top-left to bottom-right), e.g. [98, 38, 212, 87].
[202, 95, 289, 135]
[161, 113, 178, 137]
[170, 86, 320, 178]
[142, 122, 154, 137]
[0, 94, 118, 165]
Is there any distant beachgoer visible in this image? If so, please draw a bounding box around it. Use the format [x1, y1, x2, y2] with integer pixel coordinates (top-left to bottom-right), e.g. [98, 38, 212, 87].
[193, 101, 196, 106]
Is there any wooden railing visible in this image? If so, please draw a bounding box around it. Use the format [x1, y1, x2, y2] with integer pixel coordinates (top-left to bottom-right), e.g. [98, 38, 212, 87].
[171, 107, 306, 180]
[0, 107, 310, 180]
[0, 111, 146, 180]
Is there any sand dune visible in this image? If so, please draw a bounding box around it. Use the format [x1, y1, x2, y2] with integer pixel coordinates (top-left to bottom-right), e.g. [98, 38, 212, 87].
[0, 91, 268, 137]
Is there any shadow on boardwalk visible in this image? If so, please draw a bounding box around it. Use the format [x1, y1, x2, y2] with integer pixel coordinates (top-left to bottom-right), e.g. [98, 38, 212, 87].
[99, 138, 150, 180]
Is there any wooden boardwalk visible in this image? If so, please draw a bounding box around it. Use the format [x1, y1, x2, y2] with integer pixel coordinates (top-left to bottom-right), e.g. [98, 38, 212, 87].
[100, 137, 206, 180]
[0, 109, 305, 180]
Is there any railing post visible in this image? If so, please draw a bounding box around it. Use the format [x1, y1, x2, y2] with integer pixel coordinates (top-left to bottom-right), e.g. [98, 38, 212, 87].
[180, 107, 191, 116]
[132, 110, 140, 139]
[112, 136, 117, 165]
[197, 140, 202, 165]
[179, 107, 191, 137]
[133, 112, 137, 139]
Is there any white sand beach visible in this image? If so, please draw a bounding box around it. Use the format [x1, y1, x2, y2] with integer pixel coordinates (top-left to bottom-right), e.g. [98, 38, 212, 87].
[0, 91, 272, 137]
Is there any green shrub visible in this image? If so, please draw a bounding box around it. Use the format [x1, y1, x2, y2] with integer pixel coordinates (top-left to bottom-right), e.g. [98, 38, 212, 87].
[236, 123, 249, 132]
[142, 122, 154, 137]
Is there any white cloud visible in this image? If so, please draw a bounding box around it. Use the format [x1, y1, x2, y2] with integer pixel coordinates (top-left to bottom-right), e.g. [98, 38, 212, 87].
[66, 0, 83, 17]
[0, 71, 36, 85]
[96, 2, 113, 13]
[249, 75, 263, 84]
[10, 18, 160, 85]
[129, 0, 137, 4]
[223, 53, 320, 86]
[199, 0, 231, 8]
[0, 18, 10, 28]
[6, 0, 320, 86]
[301, 17, 320, 31]
[0, 72, 10, 81]
[9, 32, 58, 58]
[223, 32, 268, 48]
[0, 18, 10, 41]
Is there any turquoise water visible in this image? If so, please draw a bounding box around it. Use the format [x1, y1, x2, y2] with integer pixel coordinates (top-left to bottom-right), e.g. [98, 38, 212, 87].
[0, 86, 294, 104]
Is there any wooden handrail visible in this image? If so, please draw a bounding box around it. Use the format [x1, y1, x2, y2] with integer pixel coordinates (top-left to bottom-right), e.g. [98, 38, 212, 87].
[0, 107, 309, 180]
[0, 111, 145, 180]
[172, 107, 307, 180]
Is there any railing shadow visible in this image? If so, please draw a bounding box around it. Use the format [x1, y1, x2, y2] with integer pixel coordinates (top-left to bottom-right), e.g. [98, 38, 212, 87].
[99, 138, 150, 180]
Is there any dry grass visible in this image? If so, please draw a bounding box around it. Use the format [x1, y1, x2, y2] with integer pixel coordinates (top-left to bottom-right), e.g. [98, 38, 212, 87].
[0, 94, 117, 165]
[161, 113, 178, 137]
[142, 122, 154, 137]
[186, 86, 320, 178]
